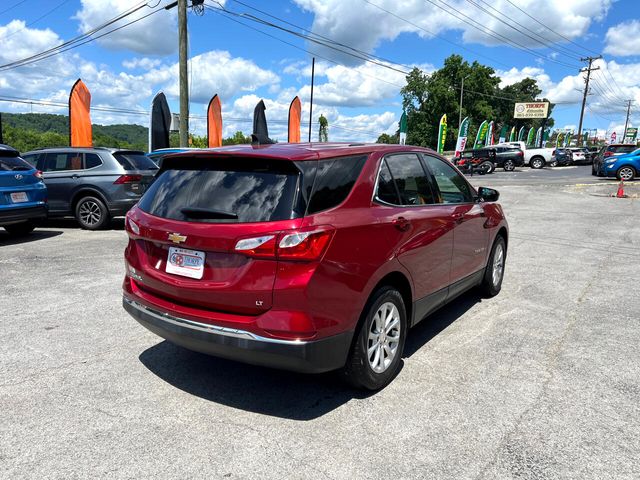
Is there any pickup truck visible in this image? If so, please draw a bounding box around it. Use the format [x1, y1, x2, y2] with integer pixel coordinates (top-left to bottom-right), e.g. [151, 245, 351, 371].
[495, 141, 554, 169]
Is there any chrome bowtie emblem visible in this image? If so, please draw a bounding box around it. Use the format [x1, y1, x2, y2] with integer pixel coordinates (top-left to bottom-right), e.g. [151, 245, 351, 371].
[14, 174, 23, 180]
[168, 232, 187, 244]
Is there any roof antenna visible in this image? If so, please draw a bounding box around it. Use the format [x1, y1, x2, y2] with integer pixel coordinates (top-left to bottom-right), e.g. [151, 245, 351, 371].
[251, 100, 275, 145]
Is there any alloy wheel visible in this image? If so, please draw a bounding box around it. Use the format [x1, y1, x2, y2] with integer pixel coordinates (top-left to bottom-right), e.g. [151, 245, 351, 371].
[79, 200, 102, 226]
[619, 167, 634, 181]
[492, 243, 504, 287]
[367, 302, 401, 373]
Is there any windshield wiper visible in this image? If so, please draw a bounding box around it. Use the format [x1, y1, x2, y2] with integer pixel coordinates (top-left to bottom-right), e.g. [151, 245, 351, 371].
[180, 207, 238, 220]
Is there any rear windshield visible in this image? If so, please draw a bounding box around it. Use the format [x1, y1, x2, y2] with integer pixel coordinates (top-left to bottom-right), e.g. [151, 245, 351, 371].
[114, 152, 158, 171]
[139, 158, 302, 223]
[0, 156, 33, 171]
[138, 154, 367, 223]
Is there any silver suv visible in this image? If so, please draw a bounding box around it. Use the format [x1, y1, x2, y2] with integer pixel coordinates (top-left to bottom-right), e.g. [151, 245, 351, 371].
[22, 147, 157, 229]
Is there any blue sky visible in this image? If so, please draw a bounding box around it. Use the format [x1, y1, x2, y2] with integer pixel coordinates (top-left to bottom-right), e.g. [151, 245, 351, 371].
[0, 0, 639, 143]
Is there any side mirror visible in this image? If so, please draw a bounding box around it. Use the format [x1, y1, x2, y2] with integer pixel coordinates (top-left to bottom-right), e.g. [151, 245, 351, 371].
[478, 186, 499, 202]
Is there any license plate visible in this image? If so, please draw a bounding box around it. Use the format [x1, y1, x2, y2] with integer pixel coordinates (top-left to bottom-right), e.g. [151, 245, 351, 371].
[166, 247, 205, 279]
[10, 192, 28, 203]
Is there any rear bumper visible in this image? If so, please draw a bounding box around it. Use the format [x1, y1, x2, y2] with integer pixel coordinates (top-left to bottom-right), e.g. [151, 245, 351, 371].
[0, 204, 48, 226]
[108, 198, 139, 217]
[123, 297, 353, 373]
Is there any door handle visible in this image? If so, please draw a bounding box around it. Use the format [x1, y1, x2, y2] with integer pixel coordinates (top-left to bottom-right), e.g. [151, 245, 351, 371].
[71, 174, 79, 179]
[452, 212, 465, 224]
[392, 216, 410, 231]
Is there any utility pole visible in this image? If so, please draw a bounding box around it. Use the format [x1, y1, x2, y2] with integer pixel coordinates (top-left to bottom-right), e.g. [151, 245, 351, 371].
[576, 55, 601, 146]
[178, 0, 189, 147]
[308, 57, 315, 143]
[623, 100, 633, 141]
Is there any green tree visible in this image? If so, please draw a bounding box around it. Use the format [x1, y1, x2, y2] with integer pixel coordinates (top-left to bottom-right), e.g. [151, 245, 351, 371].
[318, 114, 328, 142]
[376, 133, 399, 144]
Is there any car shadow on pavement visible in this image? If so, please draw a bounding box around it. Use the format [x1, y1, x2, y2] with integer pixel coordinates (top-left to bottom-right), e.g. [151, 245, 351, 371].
[138, 341, 375, 420]
[403, 291, 482, 357]
[0, 229, 63, 245]
[40, 218, 125, 231]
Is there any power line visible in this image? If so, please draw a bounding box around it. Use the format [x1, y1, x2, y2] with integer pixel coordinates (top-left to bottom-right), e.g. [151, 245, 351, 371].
[0, 0, 29, 17]
[203, 4, 406, 88]
[465, 0, 584, 60]
[361, 0, 513, 69]
[0, 0, 74, 42]
[576, 55, 600, 144]
[0, 1, 156, 72]
[503, 0, 600, 56]
[423, 0, 582, 70]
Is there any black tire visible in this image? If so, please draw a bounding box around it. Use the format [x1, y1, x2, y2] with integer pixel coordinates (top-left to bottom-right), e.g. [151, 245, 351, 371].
[480, 235, 506, 297]
[75, 196, 110, 230]
[503, 160, 515, 172]
[342, 286, 408, 390]
[549, 160, 558, 167]
[3, 221, 35, 236]
[530, 156, 545, 169]
[480, 161, 495, 174]
[616, 166, 636, 182]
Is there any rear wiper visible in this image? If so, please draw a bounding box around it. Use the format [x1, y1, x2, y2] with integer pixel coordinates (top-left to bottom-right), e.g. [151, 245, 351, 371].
[180, 207, 238, 220]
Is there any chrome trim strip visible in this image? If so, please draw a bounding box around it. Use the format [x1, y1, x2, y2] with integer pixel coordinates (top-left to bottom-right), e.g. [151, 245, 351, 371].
[124, 297, 309, 345]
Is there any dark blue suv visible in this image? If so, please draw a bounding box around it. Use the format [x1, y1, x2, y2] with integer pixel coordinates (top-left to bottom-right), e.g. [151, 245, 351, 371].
[0, 144, 48, 235]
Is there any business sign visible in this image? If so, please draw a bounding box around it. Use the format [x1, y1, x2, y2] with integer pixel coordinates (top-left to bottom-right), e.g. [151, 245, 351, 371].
[513, 102, 549, 119]
[625, 127, 638, 142]
[610, 132, 617, 143]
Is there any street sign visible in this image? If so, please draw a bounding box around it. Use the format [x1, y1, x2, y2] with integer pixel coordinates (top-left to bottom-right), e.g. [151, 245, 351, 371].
[610, 132, 617, 143]
[513, 102, 549, 119]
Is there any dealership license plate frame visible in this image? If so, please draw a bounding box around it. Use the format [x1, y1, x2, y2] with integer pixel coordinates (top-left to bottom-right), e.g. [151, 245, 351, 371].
[10, 192, 28, 203]
[166, 246, 205, 280]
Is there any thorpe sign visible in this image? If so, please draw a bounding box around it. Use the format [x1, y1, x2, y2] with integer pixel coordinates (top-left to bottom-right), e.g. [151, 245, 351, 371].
[513, 102, 549, 119]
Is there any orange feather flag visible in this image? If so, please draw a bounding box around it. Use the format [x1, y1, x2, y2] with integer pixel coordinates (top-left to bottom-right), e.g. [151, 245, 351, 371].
[288, 96, 301, 143]
[69, 79, 92, 147]
[207, 94, 222, 148]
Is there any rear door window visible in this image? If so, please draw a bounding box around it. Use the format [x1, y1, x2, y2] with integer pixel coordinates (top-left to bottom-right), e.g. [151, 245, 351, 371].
[376, 153, 435, 206]
[423, 155, 473, 204]
[138, 158, 302, 223]
[306, 155, 367, 214]
[43, 153, 83, 171]
[114, 152, 158, 171]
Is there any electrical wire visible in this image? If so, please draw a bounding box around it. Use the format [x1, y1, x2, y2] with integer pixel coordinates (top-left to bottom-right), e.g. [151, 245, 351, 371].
[0, 1, 157, 71]
[422, 0, 582, 70]
[503, 0, 601, 56]
[1, 0, 74, 42]
[0, 0, 29, 17]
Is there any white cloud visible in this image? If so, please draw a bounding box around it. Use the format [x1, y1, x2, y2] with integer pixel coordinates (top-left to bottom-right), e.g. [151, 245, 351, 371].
[122, 57, 163, 70]
[604, 20, 640, 57]
[74, 0, 178, 55]
[159, 50, 280, 104]
[293, 0, 612, 63]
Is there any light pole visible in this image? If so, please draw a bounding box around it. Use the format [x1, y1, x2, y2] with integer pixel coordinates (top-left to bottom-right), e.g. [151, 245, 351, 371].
[459, 74, 470, 128]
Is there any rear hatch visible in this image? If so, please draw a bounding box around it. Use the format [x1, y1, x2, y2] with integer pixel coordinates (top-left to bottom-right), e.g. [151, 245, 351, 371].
[0, 152, 41, 206]
[126, 155, 311, 315]
[112, 151, 158, 194]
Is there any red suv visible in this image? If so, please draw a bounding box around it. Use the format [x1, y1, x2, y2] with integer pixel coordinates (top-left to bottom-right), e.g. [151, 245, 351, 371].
[122, 143, 508, 389]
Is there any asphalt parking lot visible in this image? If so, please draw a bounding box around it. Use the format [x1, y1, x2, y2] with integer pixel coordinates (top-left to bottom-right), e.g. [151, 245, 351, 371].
[1, 165, 639, 479]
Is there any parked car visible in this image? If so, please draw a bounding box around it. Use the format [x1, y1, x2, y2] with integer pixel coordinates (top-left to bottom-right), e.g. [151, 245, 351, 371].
[22, 147, 158, 229]
[599, 148, 640, 181]
[454, 148, 496, 174]
[549, 148, 573, 167]
[122, 143, 509, 390]
[486, 146, 525, 171]
[567, 147, 589, 165]
[0, 144, 48, 235]
[592, 144, 637, 176]
[495, 141, 554, 169]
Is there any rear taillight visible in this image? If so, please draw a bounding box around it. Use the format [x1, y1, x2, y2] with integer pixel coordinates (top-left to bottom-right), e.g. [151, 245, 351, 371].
[234, 227, 335, 261]
[517, 151, 523, 156]
[234, 235, 276, 258]
[604, 151, 613, 157]
[552, 150, 556, 156]
[34, 170, 43, 179]
[114, 174, 142, 184]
